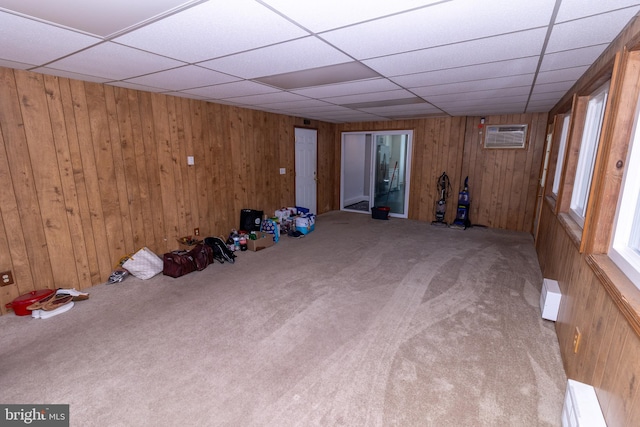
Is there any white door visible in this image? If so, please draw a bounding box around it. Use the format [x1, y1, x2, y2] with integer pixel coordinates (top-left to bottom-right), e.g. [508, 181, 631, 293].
[295, 127, 317, 214]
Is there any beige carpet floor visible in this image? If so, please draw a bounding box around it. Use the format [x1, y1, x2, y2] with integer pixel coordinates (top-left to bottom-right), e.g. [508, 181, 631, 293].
[0, 211, 566, 426]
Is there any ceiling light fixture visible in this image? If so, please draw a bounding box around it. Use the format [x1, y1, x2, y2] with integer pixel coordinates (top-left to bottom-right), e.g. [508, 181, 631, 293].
[255, 61, 380, 90]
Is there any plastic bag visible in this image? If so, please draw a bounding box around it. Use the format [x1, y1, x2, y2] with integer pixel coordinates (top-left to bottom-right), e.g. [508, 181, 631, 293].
[122, 247, 163, 280]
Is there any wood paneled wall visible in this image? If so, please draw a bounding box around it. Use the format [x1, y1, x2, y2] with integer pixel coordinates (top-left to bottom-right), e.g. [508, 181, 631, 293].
[0, 67, 336, 312]
[537, 203, 640, 426]
[337, 113, 547, 229]
[462, 114, 547, 230]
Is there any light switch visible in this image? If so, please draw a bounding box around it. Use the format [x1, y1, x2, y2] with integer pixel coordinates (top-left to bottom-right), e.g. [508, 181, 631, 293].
[280, 168, 286, 175]
[187, 156, 194, 166]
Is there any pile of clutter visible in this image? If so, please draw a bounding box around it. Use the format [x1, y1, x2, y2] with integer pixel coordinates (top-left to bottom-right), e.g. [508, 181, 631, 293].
[274, 206, 315, 238]
[234, 206, 315, 250]
[107, 237, 236, 282]
[7, 288, 89, 319]
[100, 206, 317, 284]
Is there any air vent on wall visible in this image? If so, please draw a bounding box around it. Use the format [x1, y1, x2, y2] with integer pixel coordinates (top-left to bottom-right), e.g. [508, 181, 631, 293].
[484, 124, 528, 149]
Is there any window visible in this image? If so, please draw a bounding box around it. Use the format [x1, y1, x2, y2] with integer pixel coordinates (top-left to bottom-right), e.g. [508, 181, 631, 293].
[552, 114, 571, 196]
[569, 81, 610, 227]
[610, 94, 640, 290]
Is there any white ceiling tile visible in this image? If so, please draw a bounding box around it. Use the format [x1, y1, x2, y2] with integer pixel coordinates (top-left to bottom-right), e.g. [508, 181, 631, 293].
[256, 99, 335, 110]
[208, 99, 244, 107]
[448, 107, 523, 116]
[532, 81, 576, 95]
[390, 57, 540, 88]
[527, 99, 559, 108]
[434, 104, 526, 116]
[47, 42, 184, 80]
[162, 91, 208, 100]
[412, 75, 534, 97]
[546, 9, 640, 53]
[320, 0, 555, 60]
[440, 103, 528, 116]
[125, 65, 240, 91]
[312, 111, 386, 121]
[261, 0, 443, 32]
[198, 37, 352, 79]
[555, 0, 640, 22]
[107, 81, 169, 93]
[226, 91, 309, 105]
[184, 80, 279, 99]
[256, 62, 379, 90]
[299, 106, 355, 115]
[292, 78, 401, 98]
[433, 94, 530, 106]
[539, 44, 608, 72]
[425, 87, 531, 103]
[363, 28, 548, 76]
[0, 11, 99, 66]
[0, 0, 202, 37]
[0, 58, 33, 69]
[32, 67, 111, 84]
[322, 89, 419, 105]
[359, 103, 443, 114]
[291, 105, 350, 114]
[342, 97, 426, 109]
[535, 66, 589, 84]
[526, 105, 556, 113]
[529, 91, 568, 102]
[445, 106, 528, 117]
[114, 0, 309, 63]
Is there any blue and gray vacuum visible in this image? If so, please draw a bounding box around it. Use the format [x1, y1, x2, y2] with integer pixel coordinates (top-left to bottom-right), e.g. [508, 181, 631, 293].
[450, 176, 471, 230]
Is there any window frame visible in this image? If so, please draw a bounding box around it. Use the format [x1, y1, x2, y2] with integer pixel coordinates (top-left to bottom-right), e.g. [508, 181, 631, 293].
[609, 93, 640, 290]
[569, 81, 610, 228]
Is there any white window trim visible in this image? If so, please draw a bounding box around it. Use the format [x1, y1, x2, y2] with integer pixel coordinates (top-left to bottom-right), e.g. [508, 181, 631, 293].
[569, 81, 610, 228]
[610, 93, 640, 290]
[552, 113, 571, 196]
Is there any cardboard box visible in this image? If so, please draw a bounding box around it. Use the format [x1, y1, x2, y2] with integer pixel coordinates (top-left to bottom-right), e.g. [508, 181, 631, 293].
[177, 237, 203, 251]
[247, 232, 275, 251]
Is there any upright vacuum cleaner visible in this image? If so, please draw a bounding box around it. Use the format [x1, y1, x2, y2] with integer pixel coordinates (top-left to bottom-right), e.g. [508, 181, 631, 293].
[431, 172, 451, 226]
[451, 176, 471, 230]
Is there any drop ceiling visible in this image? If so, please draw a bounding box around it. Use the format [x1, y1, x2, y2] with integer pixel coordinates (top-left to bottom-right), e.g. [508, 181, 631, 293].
[1, 0, 639, 123]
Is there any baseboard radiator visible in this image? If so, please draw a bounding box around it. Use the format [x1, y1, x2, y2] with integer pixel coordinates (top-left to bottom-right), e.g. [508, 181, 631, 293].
[562, 379, 606, 426]
[540, 278, 561, 321]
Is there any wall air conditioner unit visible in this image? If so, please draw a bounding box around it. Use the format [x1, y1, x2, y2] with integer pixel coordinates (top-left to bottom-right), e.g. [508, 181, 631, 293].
[484, 124, 528, 149]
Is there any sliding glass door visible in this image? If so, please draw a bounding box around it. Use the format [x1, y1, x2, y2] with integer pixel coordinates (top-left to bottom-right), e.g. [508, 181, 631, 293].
[341, 130, 412, 218]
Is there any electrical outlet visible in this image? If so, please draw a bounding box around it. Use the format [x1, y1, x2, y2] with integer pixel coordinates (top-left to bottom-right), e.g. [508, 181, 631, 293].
[1, 270, 14, 286]
[573, 327, 582, 354]
[194, 228, 200, 236]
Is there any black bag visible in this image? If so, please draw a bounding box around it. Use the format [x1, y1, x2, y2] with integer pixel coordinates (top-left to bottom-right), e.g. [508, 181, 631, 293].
[204, 237, 236, 264]
[240, 209, 263, 232]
